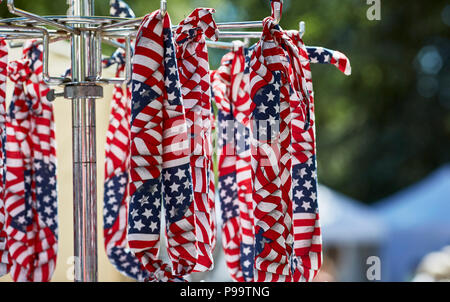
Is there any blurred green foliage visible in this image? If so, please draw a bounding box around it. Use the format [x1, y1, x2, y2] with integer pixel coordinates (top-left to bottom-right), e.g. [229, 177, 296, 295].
[1, 0, 449, 203]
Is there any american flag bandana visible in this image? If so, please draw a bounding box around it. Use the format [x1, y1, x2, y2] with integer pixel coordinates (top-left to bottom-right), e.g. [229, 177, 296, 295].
[175, 8, 219, 273]
[5, 40, 58, 282]
[249, 16, 299, 282]
[128, 10, 197, 282]
[103, 0, 148, 282]
[0, 38, 11, 277]
[285, 30, 351, 281]
[211, 42, 255, 282]
[211, 53, 244, 282]
[103, 49, 148, 281]
[208, 105, 217, 254]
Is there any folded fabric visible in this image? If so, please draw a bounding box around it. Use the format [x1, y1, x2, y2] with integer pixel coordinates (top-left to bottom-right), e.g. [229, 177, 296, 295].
[5, 41, 58, 282]
[249, 16, 296, 282]
[211, 53, 243, 282]
[128, 10, 196, 282]
[104, 49, 148, 281]
[175, 8, 219, 273]
[0, 38, 11, 277]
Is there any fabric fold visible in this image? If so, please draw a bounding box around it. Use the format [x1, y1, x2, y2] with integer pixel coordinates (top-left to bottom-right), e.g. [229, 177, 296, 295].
[175, 8, 218, 273]
[128, 10, 197, 282]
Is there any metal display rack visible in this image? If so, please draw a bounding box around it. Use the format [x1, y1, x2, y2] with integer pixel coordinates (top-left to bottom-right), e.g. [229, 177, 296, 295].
[0, 0, 284, 282]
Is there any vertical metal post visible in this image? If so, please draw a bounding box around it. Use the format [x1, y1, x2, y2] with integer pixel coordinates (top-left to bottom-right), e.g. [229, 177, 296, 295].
[71, 0, 98, 282]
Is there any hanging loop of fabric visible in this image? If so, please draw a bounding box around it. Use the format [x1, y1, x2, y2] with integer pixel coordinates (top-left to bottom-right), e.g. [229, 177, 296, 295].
[262, 17, 312, 131]
[174, 8, 219, 273]
[249, 16, 296, 282]
[128, 10, 197, 282]
[0, 38, 11, 278]
[103, 46, 149, 281]
[270, 0, 283, 24]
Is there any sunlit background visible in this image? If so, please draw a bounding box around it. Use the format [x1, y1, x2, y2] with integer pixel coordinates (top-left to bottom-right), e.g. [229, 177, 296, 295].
[0, 0, 449, 282]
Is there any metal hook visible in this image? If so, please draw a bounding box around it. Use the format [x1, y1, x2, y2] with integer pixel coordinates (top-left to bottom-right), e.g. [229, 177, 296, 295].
[271, 0, 283, 24]
[160, 0, 167, 16]
[299, 21, 305, 38]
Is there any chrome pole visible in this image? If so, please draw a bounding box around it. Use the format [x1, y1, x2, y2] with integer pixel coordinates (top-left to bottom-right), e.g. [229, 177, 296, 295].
[71, 0, 98, 282]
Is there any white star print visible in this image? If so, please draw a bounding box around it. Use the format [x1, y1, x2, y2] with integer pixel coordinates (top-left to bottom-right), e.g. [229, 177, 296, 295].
[134, 219, 144, 231]
[315, 47, 325, 55]
[258, 103, 268, 113]
[304, 180, 313, 190]
[106, 215, 114, 225]
[294, 190, 304, 200]
[175, 195, 184, 205]
[310, 191, 317, 202]
[169, 206, 178, 217]
[267, 91, 275, 101]
[154, 198, 161, 208]
[169, 66, 177, 75]
[183, 179, 190, 189]
[138, 195, 149, 206]
[163, 170, 171, 181]
[224, 176, 233, 186]
[17, 216, 25, 224]
[243, 247, 251, 255]
[44, 206, 53, 215]
[130, 208, 139, 219]
[175, 168, 186, 180]
[301, 201, 311, 211]
[46, 217, 54, 226]
[142, 208, 153, 219]
[299, 168, 307, 178]
[169, 182, 180, 193]
[149, 221, 158, 232]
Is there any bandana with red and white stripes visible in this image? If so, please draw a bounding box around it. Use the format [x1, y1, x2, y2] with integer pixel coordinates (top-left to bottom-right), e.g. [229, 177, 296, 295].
[5, 40, 58, 282]
[175, 8, 219, 273]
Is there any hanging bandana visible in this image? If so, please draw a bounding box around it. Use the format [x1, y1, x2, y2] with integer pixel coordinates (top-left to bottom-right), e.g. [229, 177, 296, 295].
[211, 53, 244, 282]
[103, 49, 148, 281]
[208, 104, 217, 254]
[229, 43, 255, 282]
[211, 41, 255, 282]
[175, 8, 219, 273]
[249, 16, 297, 282]
[0, 38, 10, 277]
[285, 30, 351, 281]
[128, 10, 196, 282]
[5, 41, 58, 282]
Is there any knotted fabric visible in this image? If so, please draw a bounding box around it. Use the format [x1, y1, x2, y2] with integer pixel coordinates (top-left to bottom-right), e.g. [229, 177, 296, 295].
[249, 16, 298, 282]
[175, 8, 219, 273]
[0, 38, 10, 277]
[104, 49, 148, 281]
[128, 10, 196, 282]
[5, 41, 58, 282]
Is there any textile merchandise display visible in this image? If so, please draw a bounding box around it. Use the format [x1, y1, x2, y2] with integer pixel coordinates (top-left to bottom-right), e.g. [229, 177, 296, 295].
[4, 41, 58, 282]
[0, 38, 10, 277]
[128, 10, 197, 282]
[103, 49, 148, 281]
[175, 8, 219, 273]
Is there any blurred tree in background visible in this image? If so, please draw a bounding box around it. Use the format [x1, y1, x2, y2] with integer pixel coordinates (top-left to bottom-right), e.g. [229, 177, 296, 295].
[1, 0, 449, 204]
